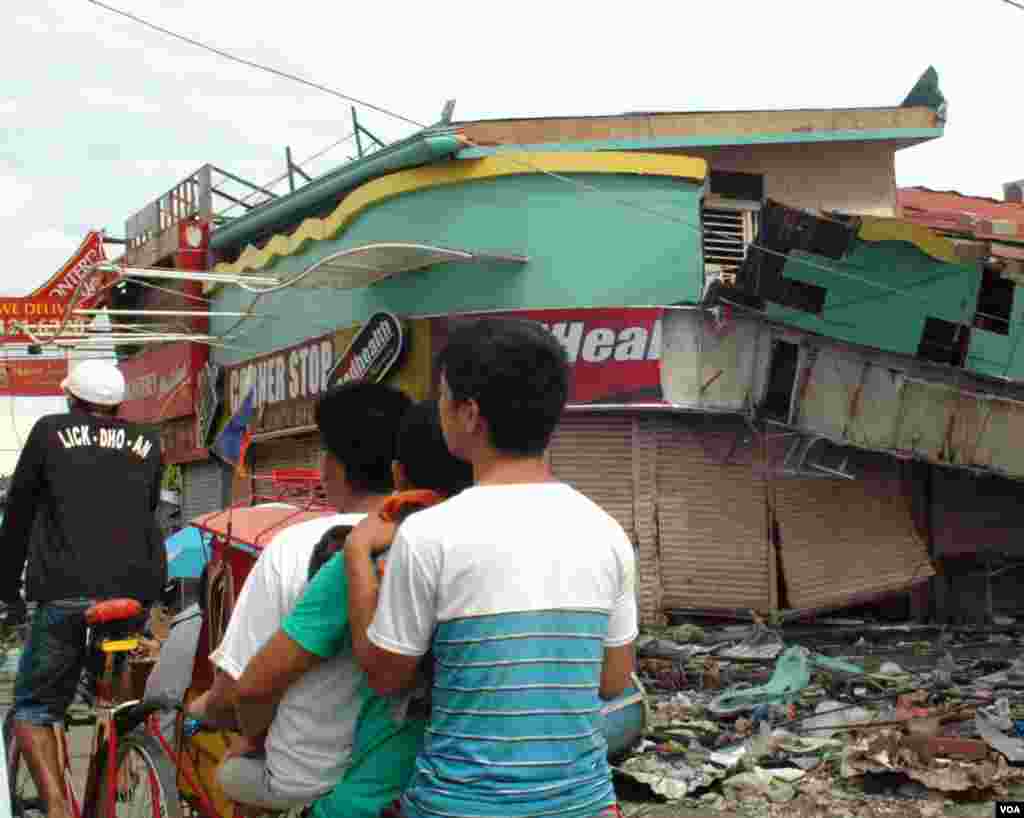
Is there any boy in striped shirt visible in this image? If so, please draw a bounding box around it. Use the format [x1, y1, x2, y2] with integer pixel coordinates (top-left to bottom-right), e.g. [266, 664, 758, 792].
[345, 317, 637, 818]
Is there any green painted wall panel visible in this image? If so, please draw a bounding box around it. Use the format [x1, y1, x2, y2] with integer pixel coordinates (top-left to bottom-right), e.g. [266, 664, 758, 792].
[966, 283, 1024, 381]
[211, 173, 704, 364]
[764, 241, 980, 358]
[967, 329, 1013, 379]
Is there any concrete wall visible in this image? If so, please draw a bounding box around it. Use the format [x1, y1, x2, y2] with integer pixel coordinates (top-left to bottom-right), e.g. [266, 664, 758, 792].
[677, 141, 898, 216]
[210, 172, 705, 365]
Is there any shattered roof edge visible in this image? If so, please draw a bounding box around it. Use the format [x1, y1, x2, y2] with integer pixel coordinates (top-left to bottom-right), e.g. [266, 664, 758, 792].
[457, 128, 944, 158]
[900, 186, 1024, 210]
[453, 104, 939, 126]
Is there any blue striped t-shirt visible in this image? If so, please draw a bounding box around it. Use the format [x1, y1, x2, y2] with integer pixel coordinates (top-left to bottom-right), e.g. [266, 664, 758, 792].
[367, 483, 638, 818]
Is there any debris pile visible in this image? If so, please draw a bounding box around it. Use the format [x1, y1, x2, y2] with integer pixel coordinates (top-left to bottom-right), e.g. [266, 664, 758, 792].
[618, 622, 1024, 816]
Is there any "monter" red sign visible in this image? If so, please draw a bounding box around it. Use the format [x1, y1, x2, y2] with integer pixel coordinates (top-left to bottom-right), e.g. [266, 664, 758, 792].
[0, 232, 112, 343]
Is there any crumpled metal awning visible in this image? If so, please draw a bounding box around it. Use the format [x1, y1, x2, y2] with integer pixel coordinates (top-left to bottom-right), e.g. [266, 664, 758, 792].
[296, 242, 528, 290]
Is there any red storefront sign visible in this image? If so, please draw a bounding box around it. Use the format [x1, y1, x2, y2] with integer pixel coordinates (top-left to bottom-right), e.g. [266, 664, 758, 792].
[118, 342, 208, 423]
[0, 357, 69, 396]
[222, 333, 337, 435]
[432, 307, 665, 407]
[0, 232, 113, 343]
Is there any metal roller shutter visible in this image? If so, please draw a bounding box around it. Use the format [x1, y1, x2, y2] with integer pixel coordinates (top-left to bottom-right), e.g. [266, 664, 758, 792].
[772, 454, 934, 613]
[633, 417, 664, 625]
[182, 460, 226, 522]
[548, 414, 635, 537]
[655, 417, 770, 612]
[249, 434, 323, 475]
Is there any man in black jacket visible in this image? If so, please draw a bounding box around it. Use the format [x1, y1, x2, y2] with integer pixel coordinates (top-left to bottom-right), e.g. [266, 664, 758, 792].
[0, 358, 165, 818]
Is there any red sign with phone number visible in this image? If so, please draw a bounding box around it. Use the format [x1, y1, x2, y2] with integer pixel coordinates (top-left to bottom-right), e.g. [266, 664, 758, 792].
[0, 232, 113, 344]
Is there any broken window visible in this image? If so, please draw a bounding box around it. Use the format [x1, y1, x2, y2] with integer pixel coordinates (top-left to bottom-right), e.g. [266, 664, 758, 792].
[973, 266, 1015, 336]
[917, 317, 969, 367]
[709, 170, 764, 202]
[761, 340, 800, 422]
[702, 172, 764, 289]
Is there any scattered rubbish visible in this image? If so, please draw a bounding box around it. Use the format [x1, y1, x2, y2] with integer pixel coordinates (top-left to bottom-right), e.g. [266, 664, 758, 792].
[933, 651, 957, 686]
[980, 697, 1015, 731]
[722, 767, 800, 802]
[617, 753, 726, 799]
[708, 646, 811, 716]
[636, 639, 705, 661]
[808, 653, 865, 677]
[628, 622, 1024, 811]
[977, 712, 1024, 762]
[701, 658, 722, 691]
[718, 623, 785, 660]
[843, 729, 1024, 793]
[800, 700, 873, 736]
[924, 736, 990, 761]
[709, 744, 747, 769]
[667, 624, 705, 644]
[896, 690, 933, 720]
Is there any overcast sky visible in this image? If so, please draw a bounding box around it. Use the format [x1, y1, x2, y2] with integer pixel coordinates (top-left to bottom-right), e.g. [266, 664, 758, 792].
[0, 0, 1021, 474]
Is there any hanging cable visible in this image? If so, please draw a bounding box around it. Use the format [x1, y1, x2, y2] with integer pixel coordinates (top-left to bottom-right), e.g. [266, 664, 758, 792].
[84, 0, 984, 317]
[86, 1, 428, 129]
[85, 1, 1019, 355]
[127, 278, 213, 303]
[4, 348, 23, 450]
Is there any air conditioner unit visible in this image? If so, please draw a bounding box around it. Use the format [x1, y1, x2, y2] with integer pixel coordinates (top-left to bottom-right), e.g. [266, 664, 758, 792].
[1004, 180, 1024, 204]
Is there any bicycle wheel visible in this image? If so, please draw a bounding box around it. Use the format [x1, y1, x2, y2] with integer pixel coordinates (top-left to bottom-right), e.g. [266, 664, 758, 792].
[3, 710, 47, 818]
[98, 729, 183, 818]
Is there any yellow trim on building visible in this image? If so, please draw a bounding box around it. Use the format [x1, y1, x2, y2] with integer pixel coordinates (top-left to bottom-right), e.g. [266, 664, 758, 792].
[215, 152, 708, 276]
[858, 216, 960, 266]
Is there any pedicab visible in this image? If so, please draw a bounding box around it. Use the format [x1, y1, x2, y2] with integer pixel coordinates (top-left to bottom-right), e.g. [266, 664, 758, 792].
[164, 468, 649, 817]
[175, 468, 335, 818]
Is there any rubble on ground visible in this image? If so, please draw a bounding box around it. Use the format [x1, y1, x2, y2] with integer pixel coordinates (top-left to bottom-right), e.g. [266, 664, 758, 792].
[618, 619, 1024, 816]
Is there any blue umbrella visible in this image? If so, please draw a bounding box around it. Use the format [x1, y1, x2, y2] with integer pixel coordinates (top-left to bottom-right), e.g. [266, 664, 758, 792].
[165, 526, 210, 580]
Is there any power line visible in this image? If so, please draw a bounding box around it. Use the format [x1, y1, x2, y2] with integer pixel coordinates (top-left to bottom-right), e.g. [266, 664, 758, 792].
[999, 0, 1024, 10]
[86, 0, 428, 130]
[86, 2, 1001, 347]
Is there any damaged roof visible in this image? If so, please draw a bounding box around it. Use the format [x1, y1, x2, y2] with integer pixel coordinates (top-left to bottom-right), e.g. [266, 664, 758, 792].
[457, 68, 946, 156]
[898, 187, 1024, 246]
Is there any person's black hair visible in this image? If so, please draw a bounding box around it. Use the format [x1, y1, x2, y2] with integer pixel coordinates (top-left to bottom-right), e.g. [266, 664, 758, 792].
[314, 381, 412, 494]
[437, 318, 569, 456]
[307, 524, 356, 581]
[396, 400, 473, 496]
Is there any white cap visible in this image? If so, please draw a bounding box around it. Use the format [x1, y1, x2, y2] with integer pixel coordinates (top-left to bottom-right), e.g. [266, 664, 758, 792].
[61, 359, 126, 406]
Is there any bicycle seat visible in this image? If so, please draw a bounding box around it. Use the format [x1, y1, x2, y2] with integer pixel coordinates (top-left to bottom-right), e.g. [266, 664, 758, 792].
[85, 598, 143, 626]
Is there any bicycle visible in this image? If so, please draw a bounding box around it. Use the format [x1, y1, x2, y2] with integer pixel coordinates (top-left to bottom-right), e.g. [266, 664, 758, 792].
[4, 598, 182, 818]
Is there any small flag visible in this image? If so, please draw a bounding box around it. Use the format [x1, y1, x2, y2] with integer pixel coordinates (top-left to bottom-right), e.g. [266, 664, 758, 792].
[212, 386, 257, 476]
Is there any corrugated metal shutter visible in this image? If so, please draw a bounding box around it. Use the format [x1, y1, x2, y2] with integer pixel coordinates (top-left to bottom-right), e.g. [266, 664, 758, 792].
[548, 414, 634, 537]
[655, 417, 769, 611]
[249, 434, 323, 475]
[634, 418, 664, 625]
[182, 460, 226, 522]
[773, 454, 934, 612]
